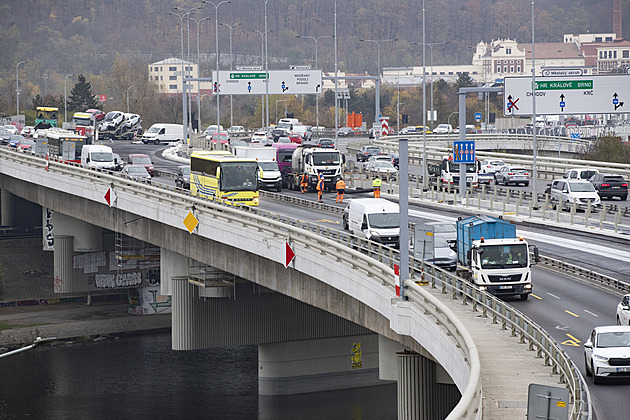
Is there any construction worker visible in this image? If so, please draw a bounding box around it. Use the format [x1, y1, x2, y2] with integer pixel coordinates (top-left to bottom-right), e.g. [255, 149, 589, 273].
[300, 172, 308, 193]
[335, 177, 346, 203]
[316, 173, 325, 202]
[372, 175, 382, 198]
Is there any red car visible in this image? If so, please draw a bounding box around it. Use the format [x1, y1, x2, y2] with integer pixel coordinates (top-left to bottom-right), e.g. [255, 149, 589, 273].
[85, 109, 105, 121]
[288, 132, 302, 144]
[127, 153, 154, 176]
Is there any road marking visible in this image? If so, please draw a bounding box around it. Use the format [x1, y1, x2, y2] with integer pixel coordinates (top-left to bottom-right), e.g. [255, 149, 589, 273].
[547, 293, 561, 299]
[316, 219, 340, 224]
[584, 310, 599, 317]
[561, 333, 582, 347]
[565, 310, 579, 318]
[530, 294, 542, 300]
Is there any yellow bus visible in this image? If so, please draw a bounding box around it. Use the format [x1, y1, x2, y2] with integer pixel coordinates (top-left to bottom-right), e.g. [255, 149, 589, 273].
[190, 151, 260, 206]
[35, 107, 59, 128]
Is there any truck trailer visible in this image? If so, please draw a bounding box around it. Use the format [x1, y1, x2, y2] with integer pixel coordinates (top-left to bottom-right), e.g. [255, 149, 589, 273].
[456, 215, 539, 300]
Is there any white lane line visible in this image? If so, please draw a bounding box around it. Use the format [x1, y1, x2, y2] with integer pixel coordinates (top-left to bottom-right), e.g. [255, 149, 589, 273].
[584, 310, 599, 317]
[547, 293, 561, 299]
[407, 208, 630, 263]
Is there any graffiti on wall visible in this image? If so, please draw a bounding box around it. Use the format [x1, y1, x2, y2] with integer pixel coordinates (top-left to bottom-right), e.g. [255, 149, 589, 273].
[94, 272, 143, 289]
[44, 208, 54, 250]
[351, 342, 363, 369]
[128, 287, 172, 315]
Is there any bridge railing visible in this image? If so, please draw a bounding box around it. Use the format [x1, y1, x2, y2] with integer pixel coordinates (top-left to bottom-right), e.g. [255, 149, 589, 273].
[0, 147, 590, 419]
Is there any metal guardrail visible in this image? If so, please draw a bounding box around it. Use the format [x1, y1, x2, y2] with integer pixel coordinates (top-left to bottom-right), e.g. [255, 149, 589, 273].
[0, 147, 591, 419]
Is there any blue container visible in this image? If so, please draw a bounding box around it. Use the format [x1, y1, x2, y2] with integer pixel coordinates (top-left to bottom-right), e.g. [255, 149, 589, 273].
[456, 215, 516, 266]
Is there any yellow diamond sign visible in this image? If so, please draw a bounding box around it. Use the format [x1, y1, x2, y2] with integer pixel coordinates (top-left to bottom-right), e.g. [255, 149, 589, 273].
[183, 211, 199, 234]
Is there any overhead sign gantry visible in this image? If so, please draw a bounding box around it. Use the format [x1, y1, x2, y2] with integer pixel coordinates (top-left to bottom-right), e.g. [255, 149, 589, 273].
[504, 74, 629, 116]
[212, 69, 322, 95]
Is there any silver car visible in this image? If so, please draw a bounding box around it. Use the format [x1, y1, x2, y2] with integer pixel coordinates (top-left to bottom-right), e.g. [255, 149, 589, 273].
[426, 236, 458, 271]
[549, 179, 601, 210]
[122, 164, 152, 182]
[494, 166, 530, 186]
[426, 221, 457, 249]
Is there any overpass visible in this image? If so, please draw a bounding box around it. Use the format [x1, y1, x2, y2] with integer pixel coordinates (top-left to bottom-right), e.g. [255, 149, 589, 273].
[0, 148, 588, 419]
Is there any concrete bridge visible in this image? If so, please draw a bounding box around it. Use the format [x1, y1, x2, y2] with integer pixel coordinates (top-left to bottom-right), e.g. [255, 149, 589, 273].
[0, 148, 586, 419]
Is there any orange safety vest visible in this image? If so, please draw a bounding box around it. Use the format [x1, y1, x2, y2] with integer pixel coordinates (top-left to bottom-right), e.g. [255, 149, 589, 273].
[316, 178, 324, 191]
[301, 174, 308, 184]
[336, 179, 346, 190]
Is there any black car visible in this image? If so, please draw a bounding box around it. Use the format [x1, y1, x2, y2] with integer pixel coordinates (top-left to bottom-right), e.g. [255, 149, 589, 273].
[356, 146, 380, 162]
[589, 173, 628, 200]
[317, 138, 335, 148]
[271, 128, 288, 142]
[175, 165, 190, 189]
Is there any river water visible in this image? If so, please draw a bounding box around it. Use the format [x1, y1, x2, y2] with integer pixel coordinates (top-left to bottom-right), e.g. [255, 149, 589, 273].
[0, 332, 397, 419]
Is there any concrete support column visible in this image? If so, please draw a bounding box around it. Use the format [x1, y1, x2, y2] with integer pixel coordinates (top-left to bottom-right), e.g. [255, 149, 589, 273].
[160, 248, 190, 296]
[171, 276, 204, 350]
[397, 351, 436, 420]
[53, 235, 76, 293]
[1, 189, 14, 226]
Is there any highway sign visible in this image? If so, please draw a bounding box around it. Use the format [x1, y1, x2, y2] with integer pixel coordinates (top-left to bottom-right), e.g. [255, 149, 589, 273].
[541, 68, 583, 77]
[474, 112, 482, 121]
[453, 141, 475, 163]
[236, 66, 262, 71]
[504, 75, 629, 116]
[212, 70, 322, 95]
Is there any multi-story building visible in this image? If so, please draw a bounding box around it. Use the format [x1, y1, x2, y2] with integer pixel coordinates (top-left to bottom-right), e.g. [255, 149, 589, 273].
[148, 58, 213, 96]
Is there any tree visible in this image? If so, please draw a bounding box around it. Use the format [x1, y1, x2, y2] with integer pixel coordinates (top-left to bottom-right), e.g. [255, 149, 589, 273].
[455, 72, 475, 91]
[68, 74, 99, 112]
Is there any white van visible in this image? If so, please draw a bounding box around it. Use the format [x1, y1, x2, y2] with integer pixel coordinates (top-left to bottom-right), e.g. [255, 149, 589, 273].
[342, 198, 400, 248]
[81, 145, 115, 170]
[142, 123, 185, 145]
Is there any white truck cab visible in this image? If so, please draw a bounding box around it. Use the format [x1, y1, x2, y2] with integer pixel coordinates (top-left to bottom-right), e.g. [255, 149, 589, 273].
[343, 198, 400, 248]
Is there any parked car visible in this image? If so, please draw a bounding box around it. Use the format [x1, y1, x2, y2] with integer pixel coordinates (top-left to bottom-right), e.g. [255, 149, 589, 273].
[494, 166, 530, 186]
[549, 179, 601, 210]
[337, 127, 355, 137]
[317, 138, 335, 148]
[480, 159, 506, 174]
[584, 325, 630, 384]
[617, 294, 630, 326]
[433, 124, 453, 134]
[356, 146, 380, 162]
[588, 173, 628, 201]
[20, 126, 35, 137]
[564, 167, 599, 181]
[121, 164, 151, 182]
[175, 165, 190, 189]
[127, 153, 154, 176]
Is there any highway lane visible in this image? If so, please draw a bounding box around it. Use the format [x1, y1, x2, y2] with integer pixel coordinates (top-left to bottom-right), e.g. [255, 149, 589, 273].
[510, 269, 629, 420]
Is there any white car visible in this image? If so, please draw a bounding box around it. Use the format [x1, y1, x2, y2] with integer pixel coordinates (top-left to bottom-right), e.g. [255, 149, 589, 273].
[228, 125, 246, 136]
[20, 126, 35, 137]
[366, 160, 397, 179]
[433, 124, 453, 134]
[363, 154, 390, 169]
[564, 167, 599, 181]
[3, 125, 18, 135]
[549, 179, 601, 210]
[617, 294, 630, 326]
[584, 325, 630, 384]
[250, 131, 267, 144]
[480, 159, 506, 174]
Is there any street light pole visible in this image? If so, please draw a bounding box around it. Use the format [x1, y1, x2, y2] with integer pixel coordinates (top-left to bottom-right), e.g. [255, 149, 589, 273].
[276, 99, 288, 122]
[421, 0, 427, 190]
[203, 1, 231, 132]
[16, 61, 26, 119]
[359, 38, 397, 127]
[64, 74, 75, 124]
[126, 85, 135, 114]
[296, 34, 333, 130]
[334, 0, 338, 147]
[253, 29, 270, 130]
[426, 41, 448, 129]
[191, 16, 210, 132]
[264, 0, 270, 140]
[531, 0, 538, 205]
[221, 22, 240, 130]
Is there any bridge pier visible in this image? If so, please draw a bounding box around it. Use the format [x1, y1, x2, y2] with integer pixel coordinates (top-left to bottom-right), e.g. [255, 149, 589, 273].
[1, 189, 14, 226]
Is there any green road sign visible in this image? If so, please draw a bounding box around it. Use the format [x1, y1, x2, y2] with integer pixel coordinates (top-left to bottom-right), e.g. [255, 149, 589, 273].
[535, 80, 593, 90]
[230, 72, 267, 79]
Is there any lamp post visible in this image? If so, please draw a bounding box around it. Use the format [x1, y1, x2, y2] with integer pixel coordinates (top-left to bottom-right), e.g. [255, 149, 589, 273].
[276, 99, 288, 122]
[426, 41, 448, 129]
[448, 111, 458, 144]
[359, 38, 397, 127]
[64, 74, 75, 124]
[334, 0, 338, 146]
[296, 34, 333, 130]
[264, 0, 270, 140]
[126, 85, 135, 114]
[190, 16, 210, 131]
[43, 75, 49, 97]
[531, 0, 538, 205]
[16, 61, 26, 119]
[421, 0, 427, 190]
[203, 1, 231, 132]
[221, 22, 240, 130]
[253, 29, 271, 130]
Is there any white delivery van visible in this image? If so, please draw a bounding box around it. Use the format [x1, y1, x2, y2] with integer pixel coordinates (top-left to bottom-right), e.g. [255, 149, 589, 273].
[81, 145, 116, 170]
[342, 198, 400, 248]
[142, 123, 185, 145]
